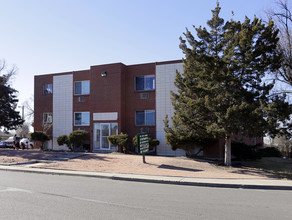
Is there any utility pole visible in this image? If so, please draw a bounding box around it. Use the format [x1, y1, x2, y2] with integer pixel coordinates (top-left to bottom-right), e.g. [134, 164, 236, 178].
[18, 106, 24, 120]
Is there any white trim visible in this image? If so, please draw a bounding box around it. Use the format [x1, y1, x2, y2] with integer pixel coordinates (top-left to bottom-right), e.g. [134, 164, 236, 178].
[93, 112, 118, 121]
[100, 123, 110, 150]
[155, 63, 186, 156]
[53, 74, 73, 151]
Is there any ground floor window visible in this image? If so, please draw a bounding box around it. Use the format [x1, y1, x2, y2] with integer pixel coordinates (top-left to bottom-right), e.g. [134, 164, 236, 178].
[43, 112, 53, 124]
[93, 123, 118, 151]
[135, 110, 155, 126]
[74, 112, 90, 126]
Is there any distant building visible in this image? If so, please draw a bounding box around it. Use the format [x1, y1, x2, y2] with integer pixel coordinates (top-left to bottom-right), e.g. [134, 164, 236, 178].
[34, 60, 262, 158]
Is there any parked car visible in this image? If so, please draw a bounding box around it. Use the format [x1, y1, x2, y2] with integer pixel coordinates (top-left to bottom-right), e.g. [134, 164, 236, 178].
[19, 138, 34, 149]
[5, 136, 21, 148]
[0, 140, 6, 147]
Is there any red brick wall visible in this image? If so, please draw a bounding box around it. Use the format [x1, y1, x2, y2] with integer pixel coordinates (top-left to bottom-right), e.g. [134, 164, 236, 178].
[34, 75, 53, 137]
[125, 63, 156, 143]
[89, 63, 124, 149]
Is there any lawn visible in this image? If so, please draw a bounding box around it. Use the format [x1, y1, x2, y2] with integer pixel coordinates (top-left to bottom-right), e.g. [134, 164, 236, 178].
[242, 157, 292, 180]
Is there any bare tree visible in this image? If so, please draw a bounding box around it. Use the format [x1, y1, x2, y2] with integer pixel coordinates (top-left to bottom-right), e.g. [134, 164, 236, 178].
[16, 122, 30, 137]
[267, 0, 292, 90]
[22, 95, 34, 125]
[269, 135, 292, 157]
[0, 59, 17, 84]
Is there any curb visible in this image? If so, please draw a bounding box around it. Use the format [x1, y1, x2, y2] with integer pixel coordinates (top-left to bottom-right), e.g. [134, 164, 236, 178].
[0, 166, 292, 190]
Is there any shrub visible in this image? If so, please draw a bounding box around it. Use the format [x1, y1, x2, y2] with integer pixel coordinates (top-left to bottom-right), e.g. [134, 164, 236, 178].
[259, 147, 281, 157]
[107, 133, 129, 153]
[57, 135, 70, 147]
[231, 142, 261, 160]
[30, 131, 50, 149]
[69, 130, 88, 151]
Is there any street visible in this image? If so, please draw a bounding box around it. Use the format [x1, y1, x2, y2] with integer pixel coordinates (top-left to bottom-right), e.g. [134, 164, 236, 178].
[0, 171, 291, 220]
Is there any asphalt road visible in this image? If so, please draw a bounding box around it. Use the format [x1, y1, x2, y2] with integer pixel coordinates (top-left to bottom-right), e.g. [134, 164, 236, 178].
[0, 171, 291, 220]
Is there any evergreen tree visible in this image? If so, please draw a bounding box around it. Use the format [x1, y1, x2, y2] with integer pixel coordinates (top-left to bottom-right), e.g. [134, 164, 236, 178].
[164, 3, 292, 165]
[0, 61, 23, 130]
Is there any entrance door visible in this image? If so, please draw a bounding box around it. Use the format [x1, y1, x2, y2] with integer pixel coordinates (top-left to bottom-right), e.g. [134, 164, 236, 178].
[93, 123, 118, 151]
[101, 123, 110, 150]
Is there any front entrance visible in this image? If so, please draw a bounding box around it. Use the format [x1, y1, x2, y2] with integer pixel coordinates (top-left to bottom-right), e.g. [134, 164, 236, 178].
[93, 123, 118, 151]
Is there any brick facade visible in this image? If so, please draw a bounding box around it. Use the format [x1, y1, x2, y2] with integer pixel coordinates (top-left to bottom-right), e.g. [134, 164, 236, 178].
[34, 60, 263, 157]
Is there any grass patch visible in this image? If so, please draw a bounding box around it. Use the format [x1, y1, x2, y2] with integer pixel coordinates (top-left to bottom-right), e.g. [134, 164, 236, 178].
[242, 157, 292, 180]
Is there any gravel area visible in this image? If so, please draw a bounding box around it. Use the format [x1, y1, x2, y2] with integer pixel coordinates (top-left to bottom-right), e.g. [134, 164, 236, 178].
[0, 149, 277, 179]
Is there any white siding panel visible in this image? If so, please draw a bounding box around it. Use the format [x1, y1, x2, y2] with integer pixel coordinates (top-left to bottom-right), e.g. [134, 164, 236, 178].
[156, 63, 186, 156]
[52, 74, 73, 151]
[93, 112, 118, 121]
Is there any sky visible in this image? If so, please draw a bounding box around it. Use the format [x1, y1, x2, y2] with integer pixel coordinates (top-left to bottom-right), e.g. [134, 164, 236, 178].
[0, 0, 278, 117]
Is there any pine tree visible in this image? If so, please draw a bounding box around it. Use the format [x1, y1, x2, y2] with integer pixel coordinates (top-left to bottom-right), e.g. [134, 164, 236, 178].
[0, 62, 23, 130]
[164, 3, 292, 165]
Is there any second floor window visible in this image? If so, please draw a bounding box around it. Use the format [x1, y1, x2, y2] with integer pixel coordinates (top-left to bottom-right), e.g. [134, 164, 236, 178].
[135, 75, 155, 91]
[43, 113, 53, 124]
[75, 80, 90, 95]
[43, 84, 53, 94]
[74, 112, 90, 126]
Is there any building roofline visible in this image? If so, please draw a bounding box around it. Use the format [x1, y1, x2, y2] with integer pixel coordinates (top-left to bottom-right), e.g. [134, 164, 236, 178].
[155, 59, 183, 65]
[35, 59, 183, 77]
[35, 69, 90, 77]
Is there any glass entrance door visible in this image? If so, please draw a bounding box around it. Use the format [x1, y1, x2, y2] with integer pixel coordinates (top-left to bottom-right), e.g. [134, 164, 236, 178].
[93, 123, 118, 151]
[101, 123, 110, 150]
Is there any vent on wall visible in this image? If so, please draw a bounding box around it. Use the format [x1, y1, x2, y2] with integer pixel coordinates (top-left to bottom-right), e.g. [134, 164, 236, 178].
[78, 96, 85, 102]
[140, 93, 149, 99]
[140, 127, 149, 133]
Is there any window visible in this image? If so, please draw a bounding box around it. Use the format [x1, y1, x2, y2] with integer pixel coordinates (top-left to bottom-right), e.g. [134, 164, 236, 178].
[43, 84, 53, 94]
[43, 113, 53, 123]
[135, 75, 155, 91]
[74, 81, 90, 95]
[78, 96, 85, 102]
[135, 110, 155, 126]
[74, 112, 90, 126]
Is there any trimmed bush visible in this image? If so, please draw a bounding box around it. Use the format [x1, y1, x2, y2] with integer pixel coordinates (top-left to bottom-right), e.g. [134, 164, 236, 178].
[107, 133, 129, 153]
[57, 135, 70, 147]
[69, 130, 88, 151]
[259, 147, 281, 157]
[30, 131, 50, 149]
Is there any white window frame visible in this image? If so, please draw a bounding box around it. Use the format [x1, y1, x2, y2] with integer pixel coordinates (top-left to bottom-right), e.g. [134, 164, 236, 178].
[43, 112, 53, 124]
[74, 112, 90, 126]
[74, 80, 90, 95]
[135, 75, 155, 91]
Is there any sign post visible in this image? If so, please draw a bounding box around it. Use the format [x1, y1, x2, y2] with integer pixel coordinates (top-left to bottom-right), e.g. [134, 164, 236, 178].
[137, 133, 149, 163]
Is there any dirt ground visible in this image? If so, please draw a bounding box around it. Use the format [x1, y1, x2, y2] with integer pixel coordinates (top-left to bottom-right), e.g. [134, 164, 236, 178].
[0, 149, 278, 179]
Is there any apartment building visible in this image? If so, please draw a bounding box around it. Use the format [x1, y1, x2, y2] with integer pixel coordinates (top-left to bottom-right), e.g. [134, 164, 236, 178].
[34, 60, 262, 158]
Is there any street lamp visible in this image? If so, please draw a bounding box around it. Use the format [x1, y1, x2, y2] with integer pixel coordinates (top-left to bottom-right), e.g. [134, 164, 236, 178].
[18, 106, 24, 120]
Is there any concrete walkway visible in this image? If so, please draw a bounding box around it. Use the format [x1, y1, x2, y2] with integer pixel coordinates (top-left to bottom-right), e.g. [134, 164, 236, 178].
[0, 164, 292, 190]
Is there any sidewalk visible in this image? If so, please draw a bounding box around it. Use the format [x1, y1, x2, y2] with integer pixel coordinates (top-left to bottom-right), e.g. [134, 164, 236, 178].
[0, 164, 292, 190]
[0, 149, 291, 190]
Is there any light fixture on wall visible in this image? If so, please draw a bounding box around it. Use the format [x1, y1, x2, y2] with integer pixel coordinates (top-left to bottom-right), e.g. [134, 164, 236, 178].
[101, 71, 107, 77]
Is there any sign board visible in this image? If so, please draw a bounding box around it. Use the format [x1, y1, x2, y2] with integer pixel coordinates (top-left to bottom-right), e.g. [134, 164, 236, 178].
[137, 133, 149, 155]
